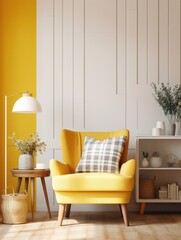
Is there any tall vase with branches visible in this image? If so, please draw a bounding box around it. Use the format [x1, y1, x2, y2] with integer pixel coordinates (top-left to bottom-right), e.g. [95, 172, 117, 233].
[151, 82, 181, 135]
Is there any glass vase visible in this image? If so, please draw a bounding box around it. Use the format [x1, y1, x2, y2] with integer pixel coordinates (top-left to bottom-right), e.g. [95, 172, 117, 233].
[167, 123, 176, 135]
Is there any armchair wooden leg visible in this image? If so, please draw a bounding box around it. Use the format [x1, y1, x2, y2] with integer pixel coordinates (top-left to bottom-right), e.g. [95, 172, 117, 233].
[58, 204, 66, 226]
[121, 204, 129, 226]
[118, 204, 123, 216]
[65, 204, 71, 218]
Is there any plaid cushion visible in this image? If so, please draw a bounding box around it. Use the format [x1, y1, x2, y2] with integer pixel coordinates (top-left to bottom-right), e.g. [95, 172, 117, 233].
[75, 136, 126, 174]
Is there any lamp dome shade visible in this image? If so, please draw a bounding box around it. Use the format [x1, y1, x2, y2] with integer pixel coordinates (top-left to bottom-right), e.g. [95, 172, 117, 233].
[12, 93, 42, 113]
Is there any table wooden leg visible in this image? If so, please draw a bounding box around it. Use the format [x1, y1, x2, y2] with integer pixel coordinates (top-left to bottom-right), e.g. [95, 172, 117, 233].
[16, 177, 22, 193]
[41, 177, 51, 219]
[30, 177, 35, 221]
[24, 177, 29, 192]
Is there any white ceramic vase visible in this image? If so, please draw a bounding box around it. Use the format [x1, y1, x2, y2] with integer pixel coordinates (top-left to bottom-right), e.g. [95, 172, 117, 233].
[18, 154, 34, 170]
[141, 158, 149, 168]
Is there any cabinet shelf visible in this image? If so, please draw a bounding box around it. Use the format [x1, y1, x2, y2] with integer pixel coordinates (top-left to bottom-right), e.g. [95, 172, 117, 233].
[137, 198, 181, 203]
[139, 167, 181, 170]
[136, 136, 181, 214]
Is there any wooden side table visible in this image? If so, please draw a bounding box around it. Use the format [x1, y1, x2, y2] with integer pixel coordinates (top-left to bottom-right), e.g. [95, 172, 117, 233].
[11, 168, 51, 221]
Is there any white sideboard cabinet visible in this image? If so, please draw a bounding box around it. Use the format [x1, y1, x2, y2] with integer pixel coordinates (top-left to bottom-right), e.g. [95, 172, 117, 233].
[136, 136, 181, 214]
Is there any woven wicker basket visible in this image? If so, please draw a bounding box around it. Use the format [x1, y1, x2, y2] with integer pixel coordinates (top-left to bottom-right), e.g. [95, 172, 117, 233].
[1, 190, 28, 224]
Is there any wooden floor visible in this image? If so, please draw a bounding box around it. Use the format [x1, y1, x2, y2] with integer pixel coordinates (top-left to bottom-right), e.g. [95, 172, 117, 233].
[0, 211, 181, 240]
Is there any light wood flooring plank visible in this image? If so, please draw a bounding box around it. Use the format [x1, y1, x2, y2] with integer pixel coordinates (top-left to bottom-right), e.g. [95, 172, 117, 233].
[0, 212, 181, 240]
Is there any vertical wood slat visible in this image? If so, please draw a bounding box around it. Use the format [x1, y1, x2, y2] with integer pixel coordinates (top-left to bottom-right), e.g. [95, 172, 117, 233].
[74, 0, 85, 130]
[54, 0, 63, 139]
[126, 0, 138, 146]
[62, 0, 74, 129]
[159, 0, 169, 84]
[169, 0, 180, 84]
[117, 0, 126, 128]
[138, 0, 148, 85]
[148, 0, 159, 84]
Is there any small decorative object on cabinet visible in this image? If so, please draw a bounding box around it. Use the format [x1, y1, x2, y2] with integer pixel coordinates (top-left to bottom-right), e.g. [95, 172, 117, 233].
[141, 151, 149, 168]
[156, 121, 165, 135]
[136, 136, 181, 215]
[165, 153, 177, 167]
[150, 151, 162, 168]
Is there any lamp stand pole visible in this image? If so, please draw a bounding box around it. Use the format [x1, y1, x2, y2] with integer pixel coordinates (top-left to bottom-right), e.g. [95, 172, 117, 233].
[4, 94, 16, 194]
[4, 96, 8, 195]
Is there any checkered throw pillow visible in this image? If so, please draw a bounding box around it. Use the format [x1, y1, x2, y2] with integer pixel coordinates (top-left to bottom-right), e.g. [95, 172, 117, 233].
[75, 136, 126, 174]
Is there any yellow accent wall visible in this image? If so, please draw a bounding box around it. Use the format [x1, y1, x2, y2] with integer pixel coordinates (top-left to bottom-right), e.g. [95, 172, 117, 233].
[0, 0, 36, 205]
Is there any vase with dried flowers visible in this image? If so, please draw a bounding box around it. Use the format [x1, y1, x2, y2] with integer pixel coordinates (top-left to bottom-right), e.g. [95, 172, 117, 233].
[151, 82, 181, 135]
[9, 133, 46, 169]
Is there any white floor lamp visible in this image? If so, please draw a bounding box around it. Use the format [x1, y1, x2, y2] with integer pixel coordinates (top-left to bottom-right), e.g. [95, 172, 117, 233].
[4, 92, 42, 194]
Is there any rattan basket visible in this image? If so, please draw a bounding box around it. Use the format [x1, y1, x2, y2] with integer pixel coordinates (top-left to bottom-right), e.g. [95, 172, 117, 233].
[1, 189, 28, 224]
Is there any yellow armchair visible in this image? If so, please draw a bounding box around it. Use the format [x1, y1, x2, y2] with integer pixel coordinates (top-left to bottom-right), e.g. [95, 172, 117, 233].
[50, 129, 136, 226]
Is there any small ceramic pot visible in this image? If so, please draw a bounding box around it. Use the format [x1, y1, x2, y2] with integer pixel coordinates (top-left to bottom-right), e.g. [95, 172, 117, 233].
[150, 157, 162, 168]
[19, 154, 34, 169]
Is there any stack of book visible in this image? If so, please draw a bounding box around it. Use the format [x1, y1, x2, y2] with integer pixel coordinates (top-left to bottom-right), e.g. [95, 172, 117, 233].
[168, 183, 179, 199]
[159, 183, 181, 200]
[159, 185, 168, 199]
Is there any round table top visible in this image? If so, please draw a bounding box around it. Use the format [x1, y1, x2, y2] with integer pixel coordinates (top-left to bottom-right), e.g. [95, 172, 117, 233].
[11, 168, 50, 178]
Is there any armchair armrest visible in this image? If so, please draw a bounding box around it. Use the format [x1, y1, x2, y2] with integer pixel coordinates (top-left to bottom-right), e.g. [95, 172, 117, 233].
[120, 159, 136, 178]
[49, 159, 71, 176]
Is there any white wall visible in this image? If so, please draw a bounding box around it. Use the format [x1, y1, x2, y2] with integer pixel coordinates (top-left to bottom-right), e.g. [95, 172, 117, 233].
[36, 0, 181, 212]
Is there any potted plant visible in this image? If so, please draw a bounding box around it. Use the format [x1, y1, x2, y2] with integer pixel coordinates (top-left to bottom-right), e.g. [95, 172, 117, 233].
[9, 132, 46, 169]
[151, 82, 181, 135]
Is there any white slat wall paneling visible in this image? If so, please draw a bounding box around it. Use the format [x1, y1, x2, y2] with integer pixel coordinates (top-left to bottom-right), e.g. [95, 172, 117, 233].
[169, 0, 180, 84]
[37, 0, 181, 211]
